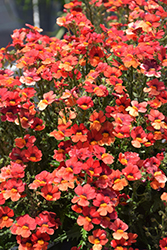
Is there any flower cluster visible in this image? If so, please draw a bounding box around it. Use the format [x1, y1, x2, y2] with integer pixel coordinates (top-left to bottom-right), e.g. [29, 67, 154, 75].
[1, 0, 167, 249]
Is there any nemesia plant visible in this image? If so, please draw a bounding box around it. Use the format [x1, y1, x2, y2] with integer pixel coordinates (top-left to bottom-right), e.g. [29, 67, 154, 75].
[1, 0, 167, 249]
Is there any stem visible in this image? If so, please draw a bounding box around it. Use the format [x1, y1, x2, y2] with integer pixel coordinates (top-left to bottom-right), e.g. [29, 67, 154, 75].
[72, 69, 77, 87]
[82, 110, 87, 123]
[17, 114, 24, 138]
[130, 66, 133, 100]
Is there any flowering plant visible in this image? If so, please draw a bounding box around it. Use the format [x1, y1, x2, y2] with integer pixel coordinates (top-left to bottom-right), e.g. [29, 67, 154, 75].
[1, 0, 167, 249]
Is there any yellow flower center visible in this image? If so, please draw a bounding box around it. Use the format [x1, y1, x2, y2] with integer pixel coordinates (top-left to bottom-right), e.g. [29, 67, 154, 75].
[11, 188, 17, 193]
[103, 133, 109, 138]
[38, 239, 44, 245]
[46, 194, 53, 200]
[94, 239, 100, 244]
[26, 242, 32, 247]
[2, 216, 8, 221]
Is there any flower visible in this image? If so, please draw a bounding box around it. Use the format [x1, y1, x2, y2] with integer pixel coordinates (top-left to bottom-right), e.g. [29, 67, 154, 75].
[25, 146, 42, 162]
[11, 214, 37, 238]
[110, 218, 129, 240]
[0, 206, 14, 229]
[140, 59, 161, 78]
[122, 164, 142, 181]
[77, 206, 101, 231]
[40, 184, 61, 201]
[38, 91, 56, 111]
[131, 126, 147, 148]
[3, 178, 25, 202]
[36, 211, 60, 235]
[72, 184, 96, 207]
[77, 96, 94, 110]
[88, 229, 108, 250]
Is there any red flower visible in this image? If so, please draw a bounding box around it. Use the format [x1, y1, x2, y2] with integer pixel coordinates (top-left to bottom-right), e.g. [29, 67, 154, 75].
[88, 229, 108, 250]
[0, 193, 5, 205]
[93, 85, 109, 97]
[114, 125, 131, 139]
[112, 113, 133, 126]
[122, 164, 142, 181]
[71, 123, 88, 143]
[36, 211, 60, 235]
[25, 146, 42, 162]
[53, 167, 76, 191]
[38, 91, 56, 111]
[131, 126, 147, 148]
[77, 96, 94, 110]
[89, 46, 105, 67]
[0, 161, 25, 181]
[59, 55, 78, 71]
[16, 235, 34, 250]
[98, 121, 115, 146]
[31, 231, 50, 250]
[49, 122, 72, 140]
[109, 170, 128, 191]
[20, 68, 41, 86]
[40, 184, 61, 201]
[159, 237, 167, 249]
[140, 59, 161, 78]
[0, 106, 18, 122]
[72, 184, 96, 207]
[53, 140, 71, 162]
[118, 152, 140, 166]
[15, 134, 36, 149]
[9, 148, 28, 164]
[29, 171, 53, 190]
[110, 218, 129, 240]
[89, 110, 106, 131]
[65, 157, 83, 175]
[0, 206, 14, 229]
[11, 214, 37, 238]
[82, 158, 102, 177]
[148, 109, 165, 130]
[30, 117, 45, 131]
[144, 79, 165, 96]
[3, 178, 25, 202]
[77, 206, 101, 231]
[93, 193, 114, 216]
[126, 100, 147, 117]
[2, 90, 21, 107]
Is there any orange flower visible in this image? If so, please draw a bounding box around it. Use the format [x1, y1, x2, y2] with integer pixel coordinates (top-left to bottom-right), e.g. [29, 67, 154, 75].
[109, 170, 128, 191]
[40, 184, 61, 201]
[71, 123, 88, 143]
[161, 192, 167, 202]
[131, 126, 147, 148]
[148, 109, 165, 130]
[72, 184, 96, 207]
[98, 121, 115, 146]
[11, 214, 37, 238]
[89, 46, 105, 67]
[3, 178, 25, 202]
[88, 229, 108, 250]
[126, 100, 147, 117]
[110, 218, 128, 240]
[89, 111, 106, 131]
[77, 96, 94, 110]
[38, 91, 56, 111]
[0, 206, 14, 229]
[150, 171, 167, 190]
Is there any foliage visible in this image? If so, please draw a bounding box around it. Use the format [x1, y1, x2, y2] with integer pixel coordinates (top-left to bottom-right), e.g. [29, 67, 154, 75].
[1, 0, 167, 249]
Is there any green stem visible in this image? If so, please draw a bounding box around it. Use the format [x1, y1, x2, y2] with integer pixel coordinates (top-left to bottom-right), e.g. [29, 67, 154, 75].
[130, 66, 133, 100]
[17, 114, 24, 138]
[82, 110, 87, 123]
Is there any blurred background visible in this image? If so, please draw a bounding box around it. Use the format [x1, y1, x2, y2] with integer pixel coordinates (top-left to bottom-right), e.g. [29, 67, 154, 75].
[0, 0, 64, 48]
